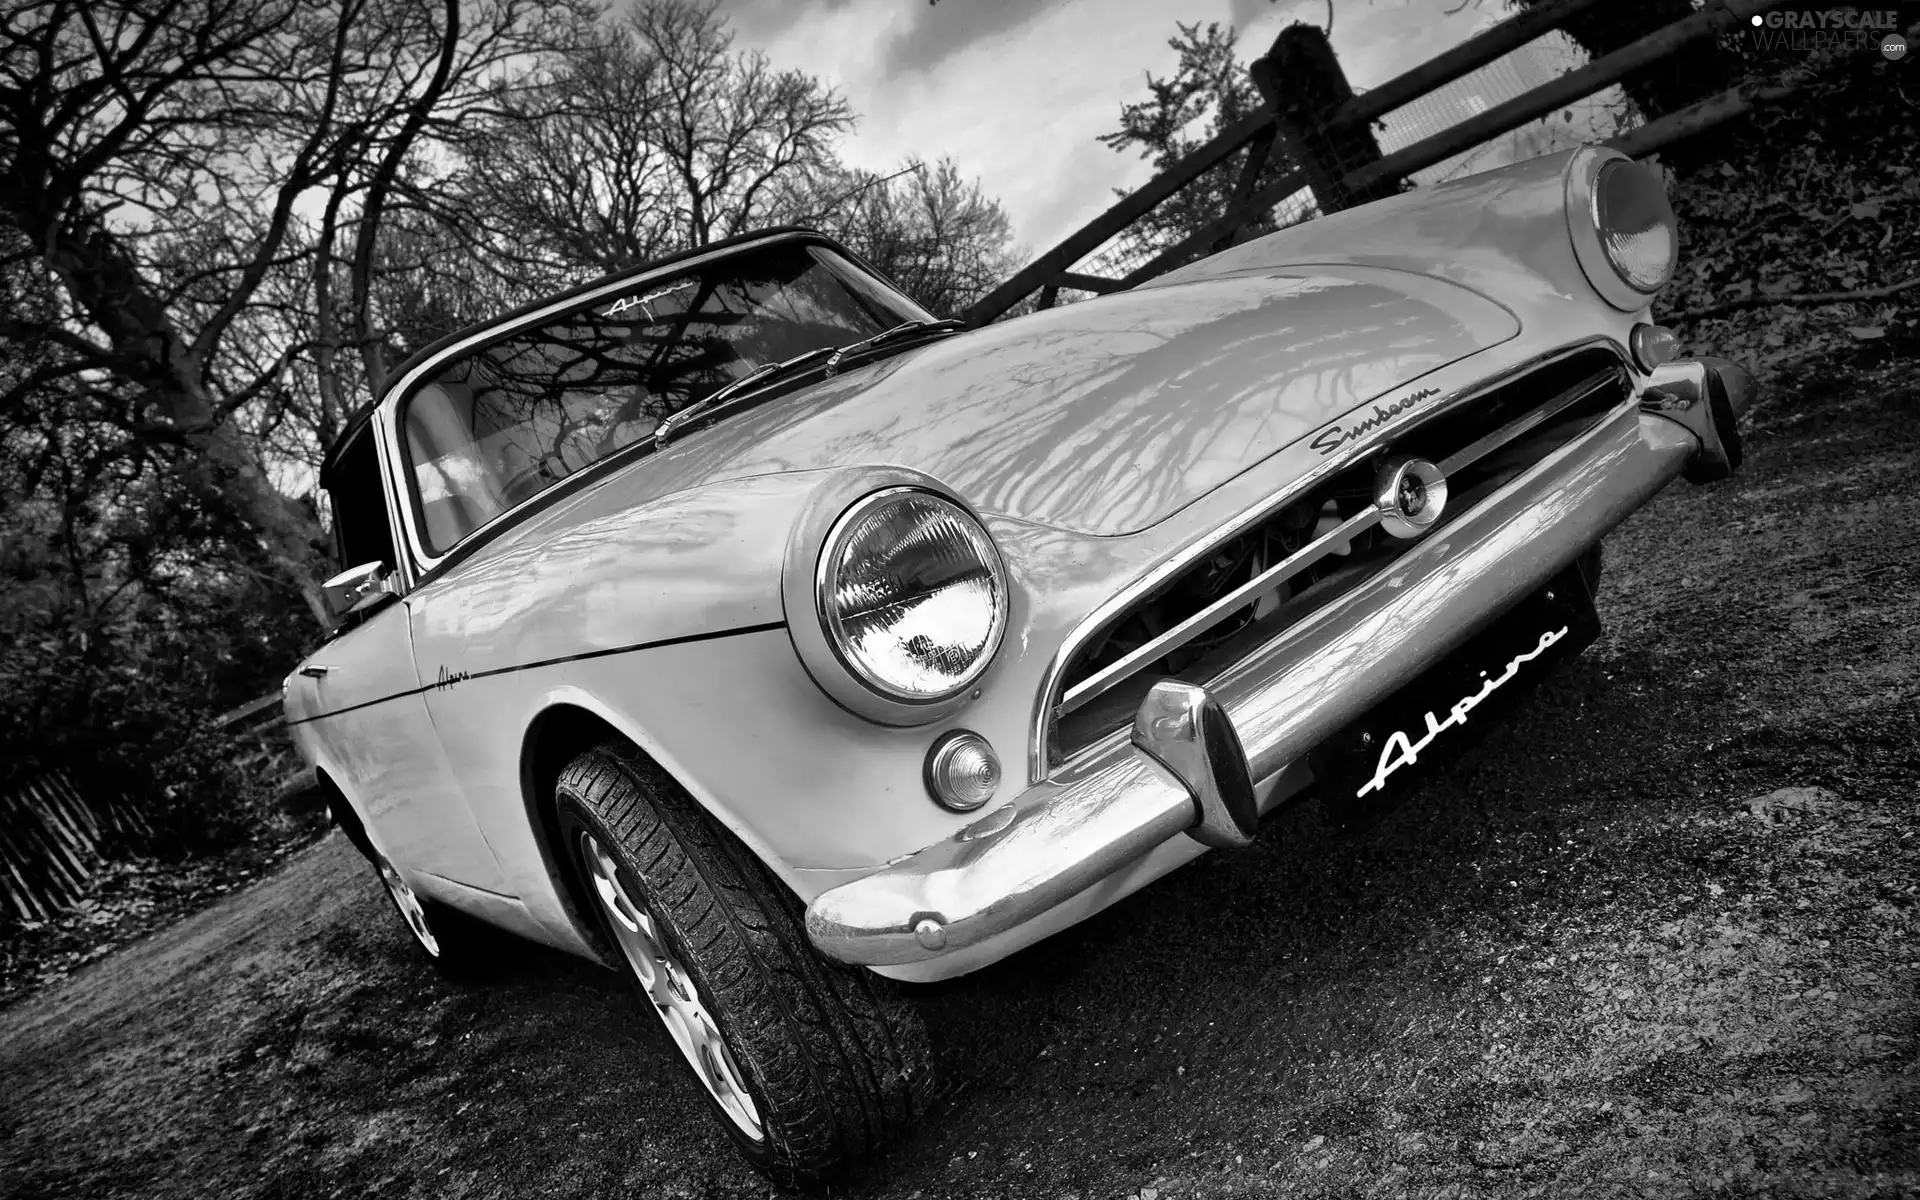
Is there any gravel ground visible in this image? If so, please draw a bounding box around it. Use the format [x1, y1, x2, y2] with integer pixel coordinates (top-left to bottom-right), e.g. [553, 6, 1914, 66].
[1, 350, 1915, 1199]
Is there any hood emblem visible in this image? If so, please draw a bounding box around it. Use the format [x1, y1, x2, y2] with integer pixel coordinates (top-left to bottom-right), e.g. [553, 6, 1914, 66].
[1373, 456, 1448, 539]
[1310, 387, 1439, 456]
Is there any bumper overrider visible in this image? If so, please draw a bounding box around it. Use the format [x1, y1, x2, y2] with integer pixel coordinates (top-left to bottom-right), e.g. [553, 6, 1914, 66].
[804, 357, 1753, 970]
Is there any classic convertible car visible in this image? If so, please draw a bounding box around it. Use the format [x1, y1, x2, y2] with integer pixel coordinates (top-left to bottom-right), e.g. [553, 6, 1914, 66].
[287, 145, 1750, 1181]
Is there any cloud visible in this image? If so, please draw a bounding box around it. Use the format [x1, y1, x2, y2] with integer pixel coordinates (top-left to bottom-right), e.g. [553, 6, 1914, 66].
[706, 0, 1505, 254]
[1230, 0, 1294, 40]
[1228, 0, 1335, 49]
[716, 0, 1059, 78]
[876, 0, 1058, 78]
[713, 0, 864, 43]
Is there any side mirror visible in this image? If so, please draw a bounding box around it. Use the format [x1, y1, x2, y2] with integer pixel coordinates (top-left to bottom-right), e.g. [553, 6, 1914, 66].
[320, 562, 396, 624]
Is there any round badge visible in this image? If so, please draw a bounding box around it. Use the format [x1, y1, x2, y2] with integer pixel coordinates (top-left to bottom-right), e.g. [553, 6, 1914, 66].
[1372, 456, 1448, 540]
[1885, 32, 1908, 61]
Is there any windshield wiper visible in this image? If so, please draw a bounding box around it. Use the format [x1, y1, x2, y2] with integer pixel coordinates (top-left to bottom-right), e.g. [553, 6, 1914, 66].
[652, 319, 964, 448]
[821, 318, 964, 377]
[653, 345, 839, 447]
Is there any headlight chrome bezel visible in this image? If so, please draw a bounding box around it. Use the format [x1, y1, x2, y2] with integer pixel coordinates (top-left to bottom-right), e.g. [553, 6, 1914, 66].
[816, 485, 1009, 704]
[1566, 146, 1679, 312]
[783, 469, 1010, 727]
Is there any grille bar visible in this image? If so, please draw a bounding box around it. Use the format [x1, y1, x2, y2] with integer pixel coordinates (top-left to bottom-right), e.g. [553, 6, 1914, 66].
[1059, 504, 1379, 717]
[1438, 370, 1620, 476]
[1048, 360, 1628, 730]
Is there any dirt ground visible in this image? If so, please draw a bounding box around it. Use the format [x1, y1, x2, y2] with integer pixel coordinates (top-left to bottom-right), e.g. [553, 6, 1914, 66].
[2, 348, 1916, 1199]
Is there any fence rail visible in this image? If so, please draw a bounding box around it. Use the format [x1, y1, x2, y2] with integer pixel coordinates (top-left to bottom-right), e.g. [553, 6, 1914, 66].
[212, 690, 282, 730]
[965, 0, 1796, 326]
[1, 691, 294, 924]
[0, 769, 151, 923]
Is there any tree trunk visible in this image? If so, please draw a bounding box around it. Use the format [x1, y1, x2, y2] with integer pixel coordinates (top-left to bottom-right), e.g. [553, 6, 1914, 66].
[40, 218, 332, 628]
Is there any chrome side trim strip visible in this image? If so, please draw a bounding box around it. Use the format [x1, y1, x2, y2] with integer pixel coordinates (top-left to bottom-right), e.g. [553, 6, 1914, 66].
[1436, 368, 1622, 477]
[1029, 340, 1627, 779]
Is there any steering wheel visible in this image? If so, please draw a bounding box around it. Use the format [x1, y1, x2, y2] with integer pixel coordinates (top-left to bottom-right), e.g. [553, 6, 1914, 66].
[501, 449, 571, 505]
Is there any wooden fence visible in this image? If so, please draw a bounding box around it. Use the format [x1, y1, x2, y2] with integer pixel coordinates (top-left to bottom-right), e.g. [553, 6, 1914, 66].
[212, 689, 286, 735]
[0, 693, 295, 924]
[0, 769, 152, 923]
[964, 0, 1799, 326]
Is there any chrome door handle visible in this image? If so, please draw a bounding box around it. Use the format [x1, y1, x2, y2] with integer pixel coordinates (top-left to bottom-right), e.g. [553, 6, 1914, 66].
[299, 665, 332, 678]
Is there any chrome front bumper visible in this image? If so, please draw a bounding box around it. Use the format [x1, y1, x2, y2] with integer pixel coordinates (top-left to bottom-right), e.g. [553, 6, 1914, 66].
[804, 359, 1752, 971]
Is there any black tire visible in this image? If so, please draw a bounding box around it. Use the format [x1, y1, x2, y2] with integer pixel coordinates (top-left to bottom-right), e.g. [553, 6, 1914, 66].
[554, 741, 932, 1185]
[330, 786, 498, 971]
[366, 847, 496, 971]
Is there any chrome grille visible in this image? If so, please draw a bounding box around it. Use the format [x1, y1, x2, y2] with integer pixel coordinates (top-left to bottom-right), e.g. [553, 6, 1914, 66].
[1041, 346, 1631, 771]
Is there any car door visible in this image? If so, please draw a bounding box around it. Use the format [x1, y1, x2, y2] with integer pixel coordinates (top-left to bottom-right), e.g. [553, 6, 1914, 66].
[292, 415, 513, 897]
[290, 597, 512, 894]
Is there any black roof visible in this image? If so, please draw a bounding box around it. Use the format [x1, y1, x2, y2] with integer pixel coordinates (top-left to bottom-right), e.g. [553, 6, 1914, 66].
[317, 226, 829, 488]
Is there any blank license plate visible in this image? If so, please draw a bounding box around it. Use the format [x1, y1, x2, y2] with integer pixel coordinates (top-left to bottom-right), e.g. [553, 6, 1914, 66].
[1309, 562, 1601, 828]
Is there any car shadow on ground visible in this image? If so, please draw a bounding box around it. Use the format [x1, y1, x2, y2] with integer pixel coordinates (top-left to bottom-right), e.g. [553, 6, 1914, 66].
[889, 662, 1706, 1121]
[250, 650, 1724, 1195]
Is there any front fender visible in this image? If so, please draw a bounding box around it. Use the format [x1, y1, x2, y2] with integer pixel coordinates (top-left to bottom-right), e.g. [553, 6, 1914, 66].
[1148, 147, 1639, 334]
[411, 472, 824, 668]
[416, 465, 1034, 947]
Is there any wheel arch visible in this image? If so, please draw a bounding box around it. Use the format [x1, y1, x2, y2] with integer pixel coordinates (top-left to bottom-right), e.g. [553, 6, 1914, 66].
[517, 696, 805, 959]
[518, 703, 623, 958]
[314, 764, 377, 862]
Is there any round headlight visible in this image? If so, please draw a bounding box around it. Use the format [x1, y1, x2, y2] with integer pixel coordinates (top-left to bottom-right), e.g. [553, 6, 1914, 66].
[817, 488, 1008, 703]
[1593, 159, 1677, 293]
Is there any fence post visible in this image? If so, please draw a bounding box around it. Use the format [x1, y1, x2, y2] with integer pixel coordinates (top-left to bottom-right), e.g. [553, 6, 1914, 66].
[1253, 24, 1397, 215]
[1207, 121, 1283, 254]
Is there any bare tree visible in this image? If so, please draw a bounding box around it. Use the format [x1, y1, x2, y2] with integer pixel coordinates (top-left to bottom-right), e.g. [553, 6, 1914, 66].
[456, 0, 858, 276]
[454, 1, 1017, 317]
[454, 25, 680, 276]
[805, 158, 1021, 317]
[0, 0, 592, 621]
[1098, 22, 1304, 261]
[634, 0, 856, 248]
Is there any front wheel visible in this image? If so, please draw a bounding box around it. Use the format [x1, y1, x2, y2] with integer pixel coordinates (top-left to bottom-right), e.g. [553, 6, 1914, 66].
[555, 742, 931, 1185]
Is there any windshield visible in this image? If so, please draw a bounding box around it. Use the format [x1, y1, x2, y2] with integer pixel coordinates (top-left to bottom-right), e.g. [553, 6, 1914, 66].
[400, 240, 933, 556]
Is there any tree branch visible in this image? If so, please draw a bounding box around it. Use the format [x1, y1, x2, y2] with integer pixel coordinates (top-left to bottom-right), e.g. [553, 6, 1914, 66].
[1673, 276, 1920, 322]
[349, 0, 462, 397]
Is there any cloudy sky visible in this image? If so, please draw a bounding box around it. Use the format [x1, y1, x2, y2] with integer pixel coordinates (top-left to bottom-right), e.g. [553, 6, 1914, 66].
[712, 0, 1509, 255]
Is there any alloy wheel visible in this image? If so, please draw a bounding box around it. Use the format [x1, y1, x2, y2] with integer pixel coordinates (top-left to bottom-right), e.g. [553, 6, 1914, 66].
[376, 855, 441, 958]
[579, 830, 765, 1142]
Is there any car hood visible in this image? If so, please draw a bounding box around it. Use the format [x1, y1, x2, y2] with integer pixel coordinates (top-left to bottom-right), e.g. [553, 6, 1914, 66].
[567, 266, 1519, 538]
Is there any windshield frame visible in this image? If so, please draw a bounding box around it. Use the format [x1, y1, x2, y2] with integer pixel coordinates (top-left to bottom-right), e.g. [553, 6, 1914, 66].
[376, 230, 935, 584]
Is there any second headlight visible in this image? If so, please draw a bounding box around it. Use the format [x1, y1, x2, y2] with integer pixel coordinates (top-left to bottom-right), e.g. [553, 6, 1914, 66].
[1593, 158, 1677, 293]
[817, 487, 1008, 704]
[1567, 147, 1681, 312]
